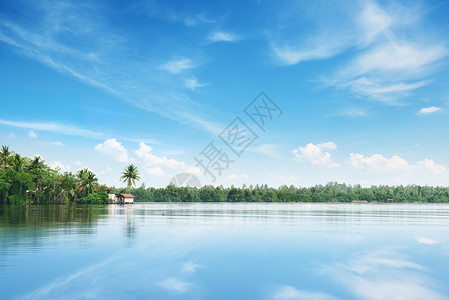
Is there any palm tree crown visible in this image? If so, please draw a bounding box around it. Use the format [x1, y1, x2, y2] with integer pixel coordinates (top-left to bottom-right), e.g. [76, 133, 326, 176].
[121, 164, 141, 189]
[1, 145, 11, 170]
[11, 153, 24, 173]
[77, 168, 99, 195]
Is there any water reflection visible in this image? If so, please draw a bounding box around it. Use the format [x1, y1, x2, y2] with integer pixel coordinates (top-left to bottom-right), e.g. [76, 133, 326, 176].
[1, 203, 449, 299]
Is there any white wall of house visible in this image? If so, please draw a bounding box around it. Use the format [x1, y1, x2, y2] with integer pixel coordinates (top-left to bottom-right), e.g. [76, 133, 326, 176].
[124, 197, 134, 204]
[108, 193, 118, 203]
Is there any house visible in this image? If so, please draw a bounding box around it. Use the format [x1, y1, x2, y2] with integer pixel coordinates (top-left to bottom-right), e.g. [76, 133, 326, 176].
[387, 199, 394, 203]
[106, 187, 118, 203]
[117, 193, 135, 204]
[105, 187, 135, 204]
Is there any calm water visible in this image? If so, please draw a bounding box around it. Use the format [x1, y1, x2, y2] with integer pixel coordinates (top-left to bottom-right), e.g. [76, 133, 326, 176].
[1, 203, 449, 300]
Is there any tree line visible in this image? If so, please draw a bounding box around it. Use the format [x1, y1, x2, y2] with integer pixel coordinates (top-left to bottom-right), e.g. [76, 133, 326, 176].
[115, 181, 449, 203]
[3, 145, 449, 204]
[0, 146, 109, 204]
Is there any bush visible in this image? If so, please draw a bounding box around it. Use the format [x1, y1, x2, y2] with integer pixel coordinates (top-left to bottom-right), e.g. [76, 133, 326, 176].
[78, 192, 108, 204]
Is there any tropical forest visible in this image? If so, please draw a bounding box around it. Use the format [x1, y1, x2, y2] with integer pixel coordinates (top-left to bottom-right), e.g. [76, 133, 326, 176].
[2, 145, 449, 204]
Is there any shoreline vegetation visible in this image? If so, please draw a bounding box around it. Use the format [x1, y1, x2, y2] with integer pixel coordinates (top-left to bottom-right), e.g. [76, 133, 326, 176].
[2, 146, 449, 205]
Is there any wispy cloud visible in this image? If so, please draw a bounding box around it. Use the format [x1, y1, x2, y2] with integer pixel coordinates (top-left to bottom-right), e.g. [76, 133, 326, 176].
[271, 286, 336, 300]
[28, 130, 37, 138]
[270, 1, 449, 102]
[249, 144, 280, 158]
[418, 106, 441, 115]
[0, 119, 103, 138]
[0, 1, 222, 134]
[273, 42, 344, 65]
[160, 58, 196, 74]
[337, 41, 446, 101]
[184, 77, 207, 91]
[208, 31, 238, 42]
[182, 14, 215, 27]
[157, 277, 191, 293]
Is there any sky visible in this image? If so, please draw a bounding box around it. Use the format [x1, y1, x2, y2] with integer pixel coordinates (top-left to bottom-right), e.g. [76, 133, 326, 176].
[1, 0, 449, 188]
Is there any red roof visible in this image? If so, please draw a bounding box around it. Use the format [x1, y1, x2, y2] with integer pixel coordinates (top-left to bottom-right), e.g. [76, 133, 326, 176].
[119, 193, 135, 198]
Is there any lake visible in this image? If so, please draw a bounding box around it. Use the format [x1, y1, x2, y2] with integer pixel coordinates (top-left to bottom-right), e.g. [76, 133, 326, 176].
[1, 203, 449, 300]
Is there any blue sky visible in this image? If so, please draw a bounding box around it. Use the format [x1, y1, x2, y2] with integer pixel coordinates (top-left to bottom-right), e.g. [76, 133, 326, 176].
[1, 0, 449, 188]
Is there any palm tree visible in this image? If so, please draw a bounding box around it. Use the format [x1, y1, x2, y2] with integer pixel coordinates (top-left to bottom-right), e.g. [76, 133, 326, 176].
[1, 145, 11, 170]
[28, 155, 45, 172]
[11, 154, 23, 173]
[77, 168, 98, 195]
[121, 164, 140, 191]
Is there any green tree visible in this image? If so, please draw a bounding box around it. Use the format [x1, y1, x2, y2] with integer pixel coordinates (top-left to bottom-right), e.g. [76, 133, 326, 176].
[121, 164, 140, 191]
[11, 154, 23, 173]
[0, 145, 11, 170]
[77, 168, 99, 196]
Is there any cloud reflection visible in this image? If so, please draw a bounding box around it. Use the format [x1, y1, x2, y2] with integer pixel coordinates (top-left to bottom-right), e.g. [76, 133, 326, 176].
[181, 261, 204, 274]
[327, 250, 447, 300]
[271, 286, 336, 300]
[416, 238, 439, 245]
[157, 277, 192, 293]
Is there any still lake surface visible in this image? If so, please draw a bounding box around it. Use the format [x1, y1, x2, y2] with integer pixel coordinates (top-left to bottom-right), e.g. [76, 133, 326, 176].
[1, 203, 449, 300]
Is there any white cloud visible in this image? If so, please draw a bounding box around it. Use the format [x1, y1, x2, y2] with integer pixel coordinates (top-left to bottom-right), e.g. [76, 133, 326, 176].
[184, 78, 207, 91]
[328, 251, 446, 300]
[346, 255, 425, 274]
[358, 1, 392, 44]
[157, 278, 191, 293]
[136, 142, 191, 170]
[418, 106, 441, 115]
[7, 132, 16, 138]
[271, 1, 448, 101]
[346, 78, 429, 101]
[53, 141, 64, 146]
[250, 144, 279, 158]
[346, 42, 446, 77]
[0, 11, 221, 135]
[334, 39, 447, 101]
[95, 138, 130, 163]
[49, 161, 70, 172]
[160, 58, 195, 74]
[0, 119, 103, 138]
[182, 14, 215, 27]
[348, 153, 410, 172]
[74, 161, 83, 166]
[28, 130, 37, 138]
[317, 142, 337, 150]
[208, 31, 238, 42]
[271, 286, 336, 300]
[145, 167, 165, 177]
[228, 174, 249, 180]
[416, 237, 438, 245]
[292, 142, 339, 167]
[348, 153, 447, 174]
[273, 43, 343, 65]
[181, 261, 203, 274]
[416, 159, 447, 174]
